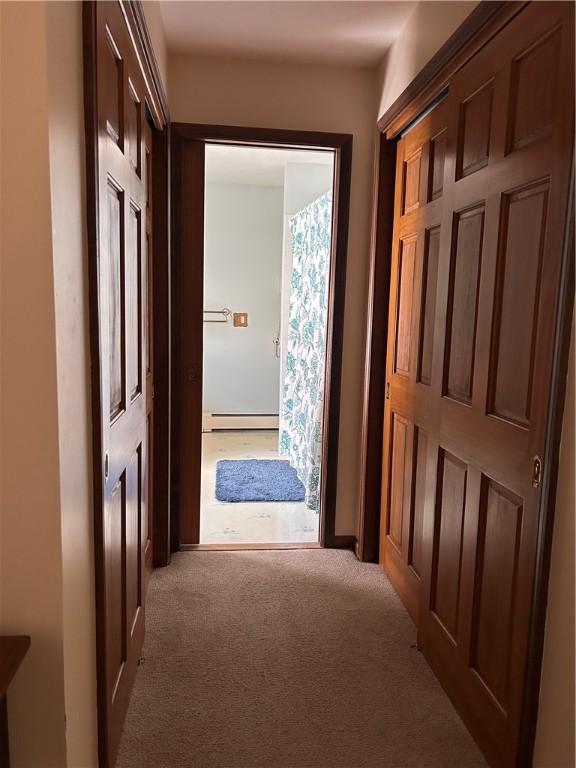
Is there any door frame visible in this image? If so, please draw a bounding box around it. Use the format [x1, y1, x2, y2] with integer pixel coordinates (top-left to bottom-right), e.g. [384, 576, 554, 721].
[357, 1, 574, 764]
[171, 123, 353, 549]
[83, 2, 171, 764]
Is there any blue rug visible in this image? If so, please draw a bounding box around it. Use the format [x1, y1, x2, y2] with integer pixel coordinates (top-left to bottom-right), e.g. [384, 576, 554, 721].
[215, 459, 305, 502]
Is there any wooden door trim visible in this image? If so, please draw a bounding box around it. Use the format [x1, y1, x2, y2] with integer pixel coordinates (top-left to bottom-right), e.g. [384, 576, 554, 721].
[83, 2, 171, 764]
[356, 134, 396, 562]
[151, 123, 172, 567]
[360, 1, 575, 763]
[171, 122, 353, 550]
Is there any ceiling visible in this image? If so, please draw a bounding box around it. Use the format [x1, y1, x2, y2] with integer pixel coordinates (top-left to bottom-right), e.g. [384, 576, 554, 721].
[160, 1, 417, 67]
[205, 144, 334, 186]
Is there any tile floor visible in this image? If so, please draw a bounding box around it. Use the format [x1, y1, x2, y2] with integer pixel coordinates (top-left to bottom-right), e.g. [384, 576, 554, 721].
[199, 430, 320, 544]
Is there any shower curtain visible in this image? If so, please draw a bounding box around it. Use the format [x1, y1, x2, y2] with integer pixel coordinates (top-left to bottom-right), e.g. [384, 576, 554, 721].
[279, 190, 332, 511]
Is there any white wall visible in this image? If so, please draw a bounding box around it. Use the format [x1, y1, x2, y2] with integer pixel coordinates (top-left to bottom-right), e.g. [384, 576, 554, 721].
[0, 2, 96, 766]
[169, 54, 378, 535]
[283, 162, 334, 216]
[203, 183, 284, 415]
[377, 1, 478, 118]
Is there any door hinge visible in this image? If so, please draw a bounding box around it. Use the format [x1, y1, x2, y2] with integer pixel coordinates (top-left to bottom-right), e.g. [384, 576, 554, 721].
[104, 450, 109, 481]
[386, 382, 390, 400]
[532, 455, 543, 489]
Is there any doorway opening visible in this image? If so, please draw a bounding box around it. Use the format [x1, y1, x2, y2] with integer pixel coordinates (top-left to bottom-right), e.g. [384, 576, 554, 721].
[200, 143, 335, 546]
[171, 124, 352, 551]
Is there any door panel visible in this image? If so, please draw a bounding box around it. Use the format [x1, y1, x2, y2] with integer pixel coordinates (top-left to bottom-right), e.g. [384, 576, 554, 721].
[127, 203, 142, 401]
[408, 425, 427, 577]
[429, 130, 446, 200]
[488, 181, 548, 427]
[457, 80, 494, 179]
[105, 475, 126, 701]
[417, 227, 440, 385]
[394, 237, 417, 376]
[380, 3, 574, 765]
[445, 204, 484, 403]
[380, 100, 449, 623]
[470, 477, 523, 712]
[107, 181, 125, 419]
[507, 27, 561, 152]
[403, 148, 423, 213]
[388, 412, 409, 550]
[89, 4, 152, 765]
[431, 449, 467, 642]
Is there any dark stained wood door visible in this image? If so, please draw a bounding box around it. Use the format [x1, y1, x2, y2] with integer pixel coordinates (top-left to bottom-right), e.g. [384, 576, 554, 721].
[380, 3, 574, 765]
[89, 4, 152, 764]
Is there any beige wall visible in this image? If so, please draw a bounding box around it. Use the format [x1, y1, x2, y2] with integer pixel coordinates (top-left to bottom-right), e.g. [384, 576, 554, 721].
[377, 1, 478, 119]
[0, 2, 68, 765]
[1, 2, 96, 766]
[534, 321, 575, 767]
[169, 54, 379, 534]
[142, 0, 168, 92]
[46, 2, 98, 766]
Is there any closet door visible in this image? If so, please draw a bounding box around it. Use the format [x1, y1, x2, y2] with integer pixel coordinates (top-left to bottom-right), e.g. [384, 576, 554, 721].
[380, 2, 574, 765]
[380, 100, 449, 622]
[85, 3, 152, 764]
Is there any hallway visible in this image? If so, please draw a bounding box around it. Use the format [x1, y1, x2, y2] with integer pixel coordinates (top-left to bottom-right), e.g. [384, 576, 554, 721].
[117, 550, 485, 767]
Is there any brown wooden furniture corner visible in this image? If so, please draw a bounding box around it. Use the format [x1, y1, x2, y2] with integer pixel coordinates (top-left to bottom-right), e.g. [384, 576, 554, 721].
[0, 636, 30, 700]
[0, 636, 31, 767]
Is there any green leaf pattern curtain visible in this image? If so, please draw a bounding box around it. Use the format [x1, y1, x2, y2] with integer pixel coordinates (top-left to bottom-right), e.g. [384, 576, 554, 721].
[279, 190, 332, 511]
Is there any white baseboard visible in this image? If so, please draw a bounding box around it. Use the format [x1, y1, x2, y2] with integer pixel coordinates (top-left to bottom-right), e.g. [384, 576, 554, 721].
[202, 413, 279, 432]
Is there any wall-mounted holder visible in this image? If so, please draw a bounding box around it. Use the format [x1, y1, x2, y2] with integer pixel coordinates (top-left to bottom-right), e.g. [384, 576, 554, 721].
[203, 307, 232, 323]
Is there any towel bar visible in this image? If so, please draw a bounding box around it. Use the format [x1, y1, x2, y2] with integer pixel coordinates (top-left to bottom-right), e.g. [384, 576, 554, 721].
[203, 308, 232, 323]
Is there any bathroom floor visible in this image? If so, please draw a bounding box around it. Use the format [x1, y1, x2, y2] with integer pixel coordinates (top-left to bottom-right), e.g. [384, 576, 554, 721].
[200, 430, 320, 545]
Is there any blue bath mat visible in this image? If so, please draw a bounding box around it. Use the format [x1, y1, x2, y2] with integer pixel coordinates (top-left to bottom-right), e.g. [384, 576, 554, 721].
[215, 459, 305, 502]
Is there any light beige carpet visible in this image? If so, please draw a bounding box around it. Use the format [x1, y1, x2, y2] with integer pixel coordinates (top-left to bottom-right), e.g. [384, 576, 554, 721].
[117, 550, 486, 768]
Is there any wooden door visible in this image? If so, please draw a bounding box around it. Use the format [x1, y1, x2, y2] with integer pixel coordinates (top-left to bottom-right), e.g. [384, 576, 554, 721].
[88, 4, 152, 764]
[380, 99, 449, 622]
[381, 3, 574, 765]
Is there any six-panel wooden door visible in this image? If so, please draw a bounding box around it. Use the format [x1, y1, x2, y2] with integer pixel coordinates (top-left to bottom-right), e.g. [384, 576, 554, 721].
[380, 3, 574, 765]
[381, 98, 449, 622]
[92, 4, 152, 764]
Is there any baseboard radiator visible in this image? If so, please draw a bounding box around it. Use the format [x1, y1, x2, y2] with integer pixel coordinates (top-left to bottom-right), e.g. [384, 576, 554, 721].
[202, 413, 280, 432]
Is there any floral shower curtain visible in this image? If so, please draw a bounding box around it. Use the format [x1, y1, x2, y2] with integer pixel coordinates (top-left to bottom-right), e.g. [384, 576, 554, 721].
[279, 190, 332, 511]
